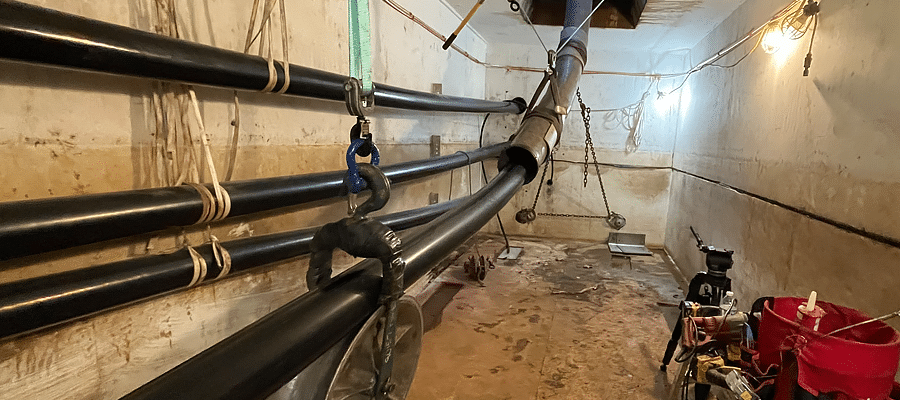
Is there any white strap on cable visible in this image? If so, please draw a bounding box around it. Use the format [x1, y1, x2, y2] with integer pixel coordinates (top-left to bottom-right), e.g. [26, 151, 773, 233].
[186, 246, 208, 288]
[260, 8, 278, 93]
[186, 182, 214, 224]
[275, 0, 291, 94]
[245, 0, 290, 94]
[187, 89, 232, 222]
[210, 235, 232, 279]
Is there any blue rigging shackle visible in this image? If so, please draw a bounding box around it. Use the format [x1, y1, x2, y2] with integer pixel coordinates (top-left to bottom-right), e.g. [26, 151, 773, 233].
[346, 138, 380, 194]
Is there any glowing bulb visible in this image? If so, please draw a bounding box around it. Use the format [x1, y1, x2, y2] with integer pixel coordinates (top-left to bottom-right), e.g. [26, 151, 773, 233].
[783, 24, 804, 40]
[654, 91, 677, 114]
[762, 27, 788, 54]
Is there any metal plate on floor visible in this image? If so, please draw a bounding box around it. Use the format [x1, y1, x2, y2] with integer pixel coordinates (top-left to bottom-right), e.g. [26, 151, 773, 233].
[607, 232, 652, 256]
[497, 246, 523, 260]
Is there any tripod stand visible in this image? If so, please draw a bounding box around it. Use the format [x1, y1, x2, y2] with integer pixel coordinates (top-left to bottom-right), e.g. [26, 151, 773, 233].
[661, 227, 734, 399]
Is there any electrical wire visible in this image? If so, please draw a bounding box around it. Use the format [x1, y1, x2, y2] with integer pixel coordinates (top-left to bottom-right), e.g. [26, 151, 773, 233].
[673, 299, 736, 365]
[382, 0, 810, 88]
[660, 0, 810, 96]
[711, 31, 763, 69]
[807, 14, 819, 55]
[580, 77, 657, 151]
[551, 158, 669, 170]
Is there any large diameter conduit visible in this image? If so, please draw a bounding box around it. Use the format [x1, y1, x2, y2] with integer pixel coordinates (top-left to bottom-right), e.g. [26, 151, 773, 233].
[0, 1, 525, 114]
[0, 198, 465, 340]
[123, 164, 527, 400]
[503, 0, 591, 182]
[123, 0, 590, 397]
[0, 143, 507, 261]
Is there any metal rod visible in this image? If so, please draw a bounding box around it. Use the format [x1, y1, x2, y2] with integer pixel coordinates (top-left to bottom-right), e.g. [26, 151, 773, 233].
[0, 1, 525, 114]
[0, 198, 464, 341]
[825, 310, 900, 337]
[121, 164, 527, 400]
[0, 143, 508, 261]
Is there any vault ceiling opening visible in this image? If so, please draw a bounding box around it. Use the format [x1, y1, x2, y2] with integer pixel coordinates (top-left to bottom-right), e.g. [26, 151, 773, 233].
[525, 0, 650, 29]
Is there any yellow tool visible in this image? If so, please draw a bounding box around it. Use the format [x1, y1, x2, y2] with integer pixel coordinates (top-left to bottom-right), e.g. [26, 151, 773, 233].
[442, 0, 485, 50]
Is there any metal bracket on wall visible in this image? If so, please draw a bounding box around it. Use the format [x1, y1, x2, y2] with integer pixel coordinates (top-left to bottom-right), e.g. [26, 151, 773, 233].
[430, 135, 441, 158]
[428, 193, 439, 205]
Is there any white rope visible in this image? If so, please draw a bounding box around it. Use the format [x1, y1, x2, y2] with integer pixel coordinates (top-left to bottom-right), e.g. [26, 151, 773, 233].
[224, 0, 291, 180]
[150, 0, 205, 188]
[275, 0, 291, 94]
[243, 0, 290, 94]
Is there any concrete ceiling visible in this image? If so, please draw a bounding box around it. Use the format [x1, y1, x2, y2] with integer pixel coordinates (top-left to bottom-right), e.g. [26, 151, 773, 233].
[445, 0, 748, 53]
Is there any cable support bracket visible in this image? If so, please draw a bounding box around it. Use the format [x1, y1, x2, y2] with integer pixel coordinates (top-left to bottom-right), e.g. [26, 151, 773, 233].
[344, 77, 375, 118]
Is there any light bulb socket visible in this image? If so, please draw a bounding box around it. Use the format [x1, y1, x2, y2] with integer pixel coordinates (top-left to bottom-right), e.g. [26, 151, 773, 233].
[803, 0, 820, 16]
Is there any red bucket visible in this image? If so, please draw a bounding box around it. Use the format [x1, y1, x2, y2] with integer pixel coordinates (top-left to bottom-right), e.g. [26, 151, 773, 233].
[757, 297, 900, 399]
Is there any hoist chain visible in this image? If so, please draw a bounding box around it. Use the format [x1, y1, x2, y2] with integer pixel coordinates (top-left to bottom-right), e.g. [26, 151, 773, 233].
[531, 159, 550, 211]
[576, 88, 612, 217]
[537, 212, 608, 219]
[518, 90, 626, 229]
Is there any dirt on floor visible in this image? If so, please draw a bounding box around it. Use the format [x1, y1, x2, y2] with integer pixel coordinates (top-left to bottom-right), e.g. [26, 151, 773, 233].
[406, 235, 687, 400]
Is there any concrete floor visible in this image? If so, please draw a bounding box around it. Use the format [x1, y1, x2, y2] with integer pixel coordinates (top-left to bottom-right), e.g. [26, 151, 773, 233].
[407, 235, 687, 400]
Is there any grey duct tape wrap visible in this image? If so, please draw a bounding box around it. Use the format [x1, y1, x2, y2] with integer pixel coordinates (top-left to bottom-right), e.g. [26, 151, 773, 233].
[306, 163, 405, 398]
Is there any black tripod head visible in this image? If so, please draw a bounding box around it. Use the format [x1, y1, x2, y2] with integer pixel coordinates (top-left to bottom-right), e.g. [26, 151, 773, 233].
[691, 226, 734, 276]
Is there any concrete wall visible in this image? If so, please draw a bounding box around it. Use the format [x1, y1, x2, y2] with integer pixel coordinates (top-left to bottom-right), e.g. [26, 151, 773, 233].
[482, 43, 689, 246]
[665, 0, 900, 319]
[0, 0, 493, 398]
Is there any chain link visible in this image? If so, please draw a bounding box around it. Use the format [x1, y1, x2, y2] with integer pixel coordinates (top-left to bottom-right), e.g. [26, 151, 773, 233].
[576, 88, 612, 217]
[530, 156, 550, 210]
[526, 90, 616, 222]
[537, 212, 608, 219]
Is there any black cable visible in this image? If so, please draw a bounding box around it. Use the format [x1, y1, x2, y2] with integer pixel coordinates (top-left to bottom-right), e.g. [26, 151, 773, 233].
[448, 168, 453, 201]
[552, 158, 669, 170]
[480, 113, 511, 251]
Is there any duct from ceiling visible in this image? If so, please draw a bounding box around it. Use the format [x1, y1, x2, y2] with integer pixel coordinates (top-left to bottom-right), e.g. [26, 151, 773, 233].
[435, 0, 750, 246]
[0, 0, 508, 398]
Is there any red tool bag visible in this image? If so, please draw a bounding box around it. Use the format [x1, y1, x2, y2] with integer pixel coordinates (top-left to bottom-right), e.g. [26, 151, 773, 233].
[755, 297, 900, 399]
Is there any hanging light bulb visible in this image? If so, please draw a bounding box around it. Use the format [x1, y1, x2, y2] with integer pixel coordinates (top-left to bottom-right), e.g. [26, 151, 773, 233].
[762, 24, 787, 54]
[762, 0, 820, 54]
[782, 11, 812, 39]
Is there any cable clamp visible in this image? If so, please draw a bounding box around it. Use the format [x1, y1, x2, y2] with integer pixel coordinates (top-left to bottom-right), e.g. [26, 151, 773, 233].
[344, 77, 375, 117]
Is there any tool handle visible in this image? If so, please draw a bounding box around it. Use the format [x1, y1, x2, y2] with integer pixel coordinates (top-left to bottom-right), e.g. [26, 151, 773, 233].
[442, 33, 458, 50]
[442, 0, 484, 50]
[690, 226, 704, 248]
